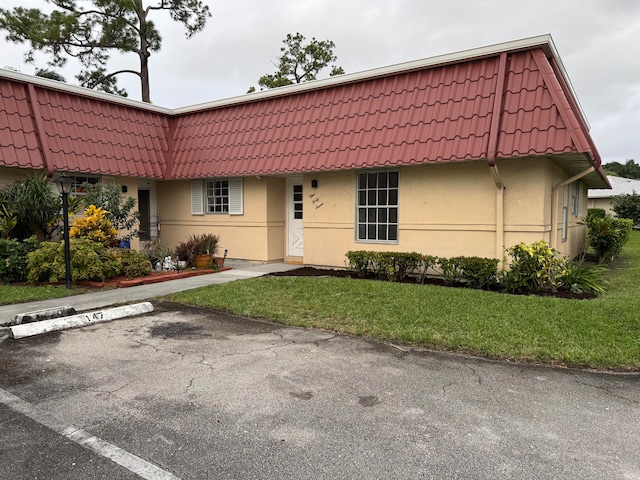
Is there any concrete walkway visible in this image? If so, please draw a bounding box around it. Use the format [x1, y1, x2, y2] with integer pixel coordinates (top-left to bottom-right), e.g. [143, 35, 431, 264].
[0, 261, 299, 327]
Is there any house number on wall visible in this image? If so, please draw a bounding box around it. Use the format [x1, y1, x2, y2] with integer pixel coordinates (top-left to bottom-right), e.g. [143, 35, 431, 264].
[309, 193, 324, 209]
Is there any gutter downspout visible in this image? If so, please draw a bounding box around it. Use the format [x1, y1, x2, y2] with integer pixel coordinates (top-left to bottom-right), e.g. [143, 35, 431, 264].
[486, 52, 508, 260]
[550, 166, 595, 250]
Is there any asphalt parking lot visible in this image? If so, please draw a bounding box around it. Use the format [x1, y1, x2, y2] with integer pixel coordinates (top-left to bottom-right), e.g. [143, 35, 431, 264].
[1, 300, 639, 479]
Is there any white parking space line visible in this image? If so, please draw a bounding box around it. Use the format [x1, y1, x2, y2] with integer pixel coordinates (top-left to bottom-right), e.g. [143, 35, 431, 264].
[0, 387, 179, 480]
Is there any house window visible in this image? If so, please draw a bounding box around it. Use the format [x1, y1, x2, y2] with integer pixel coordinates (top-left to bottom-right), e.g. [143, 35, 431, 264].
[68, 175, 99, 194]
[206, 180, 229, 213]
[356, 171, 398, 242]
[572, 182, 583, 216]
[191, 178, 243, 216]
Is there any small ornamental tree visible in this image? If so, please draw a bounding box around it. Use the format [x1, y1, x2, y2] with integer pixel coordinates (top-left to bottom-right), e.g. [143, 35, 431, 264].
[611, 192, 640, 225]
[82, 182, 140, 241]
[70, 205, 118, 246]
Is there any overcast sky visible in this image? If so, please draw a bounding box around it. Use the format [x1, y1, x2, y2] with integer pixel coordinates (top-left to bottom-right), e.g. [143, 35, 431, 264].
[2, 0, 639, 165]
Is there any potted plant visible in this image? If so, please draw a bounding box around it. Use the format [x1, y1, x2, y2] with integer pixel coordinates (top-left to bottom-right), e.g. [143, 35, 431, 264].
[192, 233, 221, 268]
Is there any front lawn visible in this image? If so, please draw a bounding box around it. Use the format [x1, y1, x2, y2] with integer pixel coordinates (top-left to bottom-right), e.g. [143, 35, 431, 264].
[170, 232, 640, 371]
[0, 283, 82, 306]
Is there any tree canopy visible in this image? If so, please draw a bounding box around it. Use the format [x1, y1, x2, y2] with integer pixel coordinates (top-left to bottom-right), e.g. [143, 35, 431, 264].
[603, 159, 640, 179]
[249, 32, 344, 92]
[0, 0, 211, 103]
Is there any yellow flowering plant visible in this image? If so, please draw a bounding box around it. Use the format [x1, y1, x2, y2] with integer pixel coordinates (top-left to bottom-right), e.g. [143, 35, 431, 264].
[69, 205, 118, 246]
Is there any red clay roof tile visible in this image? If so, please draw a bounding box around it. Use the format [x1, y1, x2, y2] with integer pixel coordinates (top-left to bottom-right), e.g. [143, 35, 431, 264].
[1, 38, 604, 186]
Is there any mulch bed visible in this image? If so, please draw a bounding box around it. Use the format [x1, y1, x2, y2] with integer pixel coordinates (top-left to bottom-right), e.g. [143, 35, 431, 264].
[270, 267, 596, 299]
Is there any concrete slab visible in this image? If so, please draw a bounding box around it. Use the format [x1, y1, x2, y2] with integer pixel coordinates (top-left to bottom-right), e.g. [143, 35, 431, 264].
[9, 302, 154, 339]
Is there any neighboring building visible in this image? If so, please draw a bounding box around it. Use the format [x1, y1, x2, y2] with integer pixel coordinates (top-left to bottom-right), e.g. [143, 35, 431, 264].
[0, 35, 609, 266]
[588, 176, 640, 216]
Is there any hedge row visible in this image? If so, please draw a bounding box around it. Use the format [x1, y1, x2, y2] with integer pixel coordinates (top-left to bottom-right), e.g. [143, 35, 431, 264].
[345, 251, 498, 289]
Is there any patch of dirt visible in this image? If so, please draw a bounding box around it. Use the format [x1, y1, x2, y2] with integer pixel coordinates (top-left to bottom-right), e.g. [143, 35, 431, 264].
[271, 267, 596, 300]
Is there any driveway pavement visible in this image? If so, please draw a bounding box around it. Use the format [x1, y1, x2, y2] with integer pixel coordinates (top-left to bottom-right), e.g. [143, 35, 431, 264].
[1, 300, 638, 479]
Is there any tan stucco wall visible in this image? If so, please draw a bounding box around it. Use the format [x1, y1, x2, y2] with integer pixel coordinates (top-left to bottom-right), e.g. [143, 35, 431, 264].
[588, 197, 613, 216]
[0, 167, 35, 187]
[303, 158, 587, 267]
[156, 176, 286, 261]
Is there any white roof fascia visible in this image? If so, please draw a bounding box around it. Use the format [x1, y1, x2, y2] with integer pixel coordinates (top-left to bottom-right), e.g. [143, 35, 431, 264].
[173, 34, 562, 114]
[0, 67, 172, 114]
[2, 34, 586, 124]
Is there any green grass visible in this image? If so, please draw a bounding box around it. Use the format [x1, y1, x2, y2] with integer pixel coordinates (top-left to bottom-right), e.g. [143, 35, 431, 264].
[170, 232, 640, 371]
[0, 283, 83, 306]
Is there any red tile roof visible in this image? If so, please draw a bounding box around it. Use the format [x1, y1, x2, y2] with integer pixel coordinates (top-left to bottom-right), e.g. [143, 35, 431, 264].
[0, 35, 607, 187]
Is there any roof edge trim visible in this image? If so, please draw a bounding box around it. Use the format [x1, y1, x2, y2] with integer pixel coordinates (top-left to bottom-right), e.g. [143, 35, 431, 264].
[0, 68, 172, 114]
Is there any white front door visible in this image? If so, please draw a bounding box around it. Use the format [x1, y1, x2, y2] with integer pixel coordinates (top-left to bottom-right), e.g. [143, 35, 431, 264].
[287, 177, 304, 257]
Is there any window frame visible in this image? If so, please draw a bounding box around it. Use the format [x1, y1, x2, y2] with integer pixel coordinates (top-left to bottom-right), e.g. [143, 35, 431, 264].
[68, 174, 100, 195]
[191, 178, 243, 216]
[355, 170, 399, 244]
[205, 179, 230, 214]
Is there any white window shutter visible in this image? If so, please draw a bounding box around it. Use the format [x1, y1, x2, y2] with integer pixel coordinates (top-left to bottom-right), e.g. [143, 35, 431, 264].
[191, 180, 204, 215]
[228, 178, 243, 215]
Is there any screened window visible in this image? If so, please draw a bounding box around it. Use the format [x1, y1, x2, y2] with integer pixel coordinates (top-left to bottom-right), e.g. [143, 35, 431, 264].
[356, 171, 398, 242]
[206, 180, 229, 213]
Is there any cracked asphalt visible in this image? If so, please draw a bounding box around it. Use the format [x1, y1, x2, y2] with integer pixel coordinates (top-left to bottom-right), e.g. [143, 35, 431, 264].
[1, 300, 639, 479]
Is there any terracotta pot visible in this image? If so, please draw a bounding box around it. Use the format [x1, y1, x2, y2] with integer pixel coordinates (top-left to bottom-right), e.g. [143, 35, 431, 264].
[194, 254, 213, 268]
[213, 256, 225, 266]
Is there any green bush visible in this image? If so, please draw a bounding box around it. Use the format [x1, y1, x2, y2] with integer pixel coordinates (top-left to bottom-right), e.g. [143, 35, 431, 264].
[345, 250, 372, 277]
[436, 257, 463, 286]
[611, 192, 640, 225]
[500, 241, 563, 293]
[370, 252, 422, 282]
[416, 255, 438, 283]
[557, 261, 608, 294]
[118, 249, 152, 278]
[27, 238, 105, 283]
[586, 208, 606, 221]
[0, 236, 38, 283]
[345, 251, 423, 281]
[456, 256, 499, 289]
[587, 216, 633, 263]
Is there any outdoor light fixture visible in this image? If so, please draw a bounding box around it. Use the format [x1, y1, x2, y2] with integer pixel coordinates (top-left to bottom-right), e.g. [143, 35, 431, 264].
[55, 175, 74, 289]
[311, 179, 318, 188]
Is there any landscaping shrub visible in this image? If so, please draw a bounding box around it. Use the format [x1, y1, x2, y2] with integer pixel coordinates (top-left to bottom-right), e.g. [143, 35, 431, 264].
[345, 250, 371, 277]
[557, 261, 607, 294]
[499, 241, 563, 293]
[370, 252, 422, 281]
[611, 192, 640, 225]
[70, 205, 118, 246]
[28, 238, 105, 283]
[416, 255, 438, 284]
[82, 182, 140, 241]
[0, 236, 38, 282]
[0, 173, 62, 241]
[456, 256, 499, 289]
[345, 251, 422, 281]
[586, 208, 606, 221]
[586, 216, 633, 263]
[118, 248, 152, 278]
[436, 256, 464, 286]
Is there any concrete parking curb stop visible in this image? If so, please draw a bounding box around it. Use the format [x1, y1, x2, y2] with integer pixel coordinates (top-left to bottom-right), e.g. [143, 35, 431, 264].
[9, 302, 154, 339]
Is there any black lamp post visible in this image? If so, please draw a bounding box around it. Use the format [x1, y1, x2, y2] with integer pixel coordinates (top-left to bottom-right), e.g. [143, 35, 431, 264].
[55, 175, 74, 289]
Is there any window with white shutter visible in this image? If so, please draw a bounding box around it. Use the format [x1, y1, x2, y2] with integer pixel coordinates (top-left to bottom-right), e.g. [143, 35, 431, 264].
[191, 180, 204, 215]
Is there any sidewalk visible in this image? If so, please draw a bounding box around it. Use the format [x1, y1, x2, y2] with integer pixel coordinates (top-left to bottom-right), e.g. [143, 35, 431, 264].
[0, 261, 299, 327]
